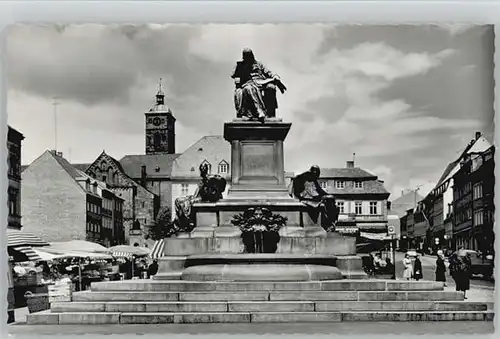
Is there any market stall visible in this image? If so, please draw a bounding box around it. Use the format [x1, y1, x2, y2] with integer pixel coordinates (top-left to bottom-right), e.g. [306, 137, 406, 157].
[6, 230, 50, 310]
[110, 245, 151, 279]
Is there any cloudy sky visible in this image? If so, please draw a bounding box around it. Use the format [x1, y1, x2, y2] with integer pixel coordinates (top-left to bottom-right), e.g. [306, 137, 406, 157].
[6, 24, 494, 199]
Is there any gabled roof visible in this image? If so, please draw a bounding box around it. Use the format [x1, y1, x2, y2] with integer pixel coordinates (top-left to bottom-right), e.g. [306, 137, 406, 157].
[435, 135, 492, 189]
[319, 167, 377, 179]
[49, 151, 84, 180]
[119, 153, 180, 178]
[171, 135, 230, 178]
[72, 163, 91, 172]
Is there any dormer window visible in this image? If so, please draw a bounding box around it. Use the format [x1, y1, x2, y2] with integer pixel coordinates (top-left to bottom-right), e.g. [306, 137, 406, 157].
[354, 181, 363, 189]
[335, 181, 345, 189]
[218, 161, 229, 174]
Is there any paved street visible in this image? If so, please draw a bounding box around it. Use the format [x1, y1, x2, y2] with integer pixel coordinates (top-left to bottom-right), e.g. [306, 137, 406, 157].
[7, 321, 495, 335]
[393, 252, 495, 289]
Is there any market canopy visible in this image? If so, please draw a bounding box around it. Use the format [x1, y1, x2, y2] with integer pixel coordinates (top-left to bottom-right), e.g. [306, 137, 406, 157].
[48, 240, 111, 254]
[109, 245, 150, 258]
[8, 246, 43, 262]
[31, 248, 61, 261]
[7, 229, 49, 248]
[37, 247, 113, 260]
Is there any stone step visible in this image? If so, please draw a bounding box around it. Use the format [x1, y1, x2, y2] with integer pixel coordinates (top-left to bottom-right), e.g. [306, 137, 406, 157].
[51, 300, 487, 313]
[90, 280, 445, 292]
[73, 290, 464, 302]
[27, 310, 494, 324]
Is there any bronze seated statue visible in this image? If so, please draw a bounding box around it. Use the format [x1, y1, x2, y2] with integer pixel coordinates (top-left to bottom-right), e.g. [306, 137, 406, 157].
[173, 163, 227, 232]
[288, 165, 339, 231]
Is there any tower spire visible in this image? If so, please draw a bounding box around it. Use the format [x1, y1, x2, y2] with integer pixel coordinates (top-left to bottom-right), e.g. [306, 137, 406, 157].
[156, 78, 165, 105]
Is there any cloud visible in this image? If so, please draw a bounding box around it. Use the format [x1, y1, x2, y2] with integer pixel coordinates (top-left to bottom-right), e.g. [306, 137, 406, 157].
[6, 24, 493, 201]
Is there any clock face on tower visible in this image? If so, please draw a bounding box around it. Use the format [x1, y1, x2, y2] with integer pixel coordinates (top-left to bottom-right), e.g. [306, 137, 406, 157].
[152, 117, 162, 126]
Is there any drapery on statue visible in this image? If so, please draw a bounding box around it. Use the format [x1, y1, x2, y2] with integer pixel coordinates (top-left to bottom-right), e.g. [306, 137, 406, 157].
[288, 165, 340, 231]
[231, 48, 287, 122]
[174, 163, 227, 232]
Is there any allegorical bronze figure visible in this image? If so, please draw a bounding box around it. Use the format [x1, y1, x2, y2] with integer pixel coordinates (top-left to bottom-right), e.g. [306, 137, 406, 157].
[289, 165, 339, 231]
[174, 163, 227, 232]
[231, 48, 287, 121]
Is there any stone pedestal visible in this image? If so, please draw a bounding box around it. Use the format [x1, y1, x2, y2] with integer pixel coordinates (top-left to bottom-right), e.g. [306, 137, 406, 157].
[224, 119, 292, 200]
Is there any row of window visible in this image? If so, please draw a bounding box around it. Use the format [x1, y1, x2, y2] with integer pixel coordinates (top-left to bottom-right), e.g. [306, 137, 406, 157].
[455, 207, 472, 224]
[86, 222, 101, 234]
[102, 217, 113, 230]
[335, 201, 380, 215]
[8, 189, 20, 216]
[320, 181, 364, 189]
[454, 182, 472, 200]
[102, 199, 114, 211]
[87, 202, 101, 214]
[8, 154, 21, 178]
[473, 183, 483, 200]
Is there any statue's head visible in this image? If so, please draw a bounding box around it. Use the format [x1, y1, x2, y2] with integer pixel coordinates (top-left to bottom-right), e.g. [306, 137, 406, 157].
[310, 165, 321, 180]
[242, 48, 255, 63]
[199, 163, 209, 177]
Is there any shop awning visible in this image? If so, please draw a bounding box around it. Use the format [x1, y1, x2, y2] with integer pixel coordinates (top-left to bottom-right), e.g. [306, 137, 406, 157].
[9, 246, 42, 262]
[150, 240, 165, 259]
[336, 226, 359, 234]
[360, 232, 393, 241]
[7, 229, 49, 248]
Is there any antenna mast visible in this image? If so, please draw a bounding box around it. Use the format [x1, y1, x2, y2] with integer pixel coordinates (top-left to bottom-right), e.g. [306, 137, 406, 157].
[52, 97, 60, 151]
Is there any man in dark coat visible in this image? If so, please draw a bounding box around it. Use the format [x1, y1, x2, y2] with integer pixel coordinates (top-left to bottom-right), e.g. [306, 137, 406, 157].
[435, 250, 447, 286]
[289, 165, 339, 231]
[147, 259, 159, 278]
[413, 254, 423, 281]
[449, 248, 472, 298]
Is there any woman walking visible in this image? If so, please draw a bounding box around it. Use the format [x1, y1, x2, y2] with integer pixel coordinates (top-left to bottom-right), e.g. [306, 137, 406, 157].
[413, 254, 423, 281]
[435, 250, 447, 286]
[403, 254, 413, 280]
[449, 248, 472, 299]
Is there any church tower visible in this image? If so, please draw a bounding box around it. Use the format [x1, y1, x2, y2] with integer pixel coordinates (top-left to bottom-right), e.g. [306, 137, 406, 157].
[145, 79, 176, 154]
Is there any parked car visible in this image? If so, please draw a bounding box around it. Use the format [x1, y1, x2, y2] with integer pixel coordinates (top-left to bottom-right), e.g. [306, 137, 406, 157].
[463, 250, 494, 280]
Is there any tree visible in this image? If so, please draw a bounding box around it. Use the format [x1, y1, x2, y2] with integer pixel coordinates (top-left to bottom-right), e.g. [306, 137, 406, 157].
[148, 207, 175, 240]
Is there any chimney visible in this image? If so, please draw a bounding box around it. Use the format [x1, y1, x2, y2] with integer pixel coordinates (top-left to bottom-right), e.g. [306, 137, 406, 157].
[140, 165, 147, 187]
[475, 131, 481, 140]
[346, 161, 355, 168]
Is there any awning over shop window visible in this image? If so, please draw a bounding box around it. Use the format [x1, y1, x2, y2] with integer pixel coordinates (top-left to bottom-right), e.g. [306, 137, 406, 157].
[150, 240, 165, 259]
[360, 232, 393, 241]
[357, 223, 387, 230]
[7, 229, 49, 248]
[336, 226, 359, 234]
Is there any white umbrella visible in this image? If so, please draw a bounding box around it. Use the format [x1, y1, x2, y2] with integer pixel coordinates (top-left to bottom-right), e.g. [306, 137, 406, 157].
[49, 240, 111, 254]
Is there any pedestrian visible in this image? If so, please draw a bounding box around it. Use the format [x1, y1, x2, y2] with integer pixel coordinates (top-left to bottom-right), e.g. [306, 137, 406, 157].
[413, 254, 423, 281]
[403, 254, 413, 280]
[147, 259, 159, 278]
[435, 250, 447, 286]
[385, 257, 395, 279]
[449, 248, 472, 299]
